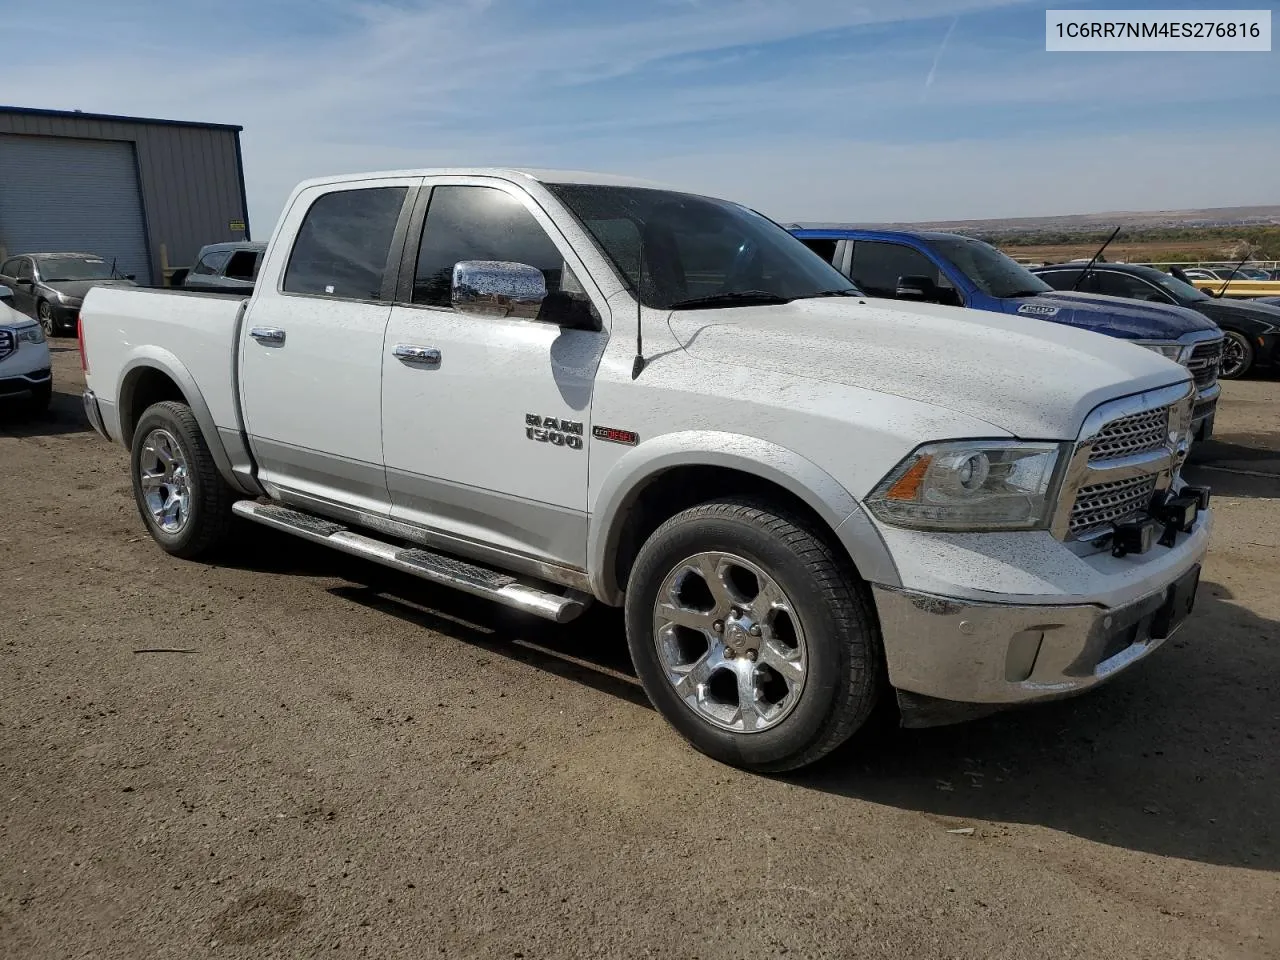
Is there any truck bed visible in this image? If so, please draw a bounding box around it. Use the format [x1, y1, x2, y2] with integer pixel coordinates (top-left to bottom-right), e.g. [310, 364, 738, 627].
[80, 285, 248, 444]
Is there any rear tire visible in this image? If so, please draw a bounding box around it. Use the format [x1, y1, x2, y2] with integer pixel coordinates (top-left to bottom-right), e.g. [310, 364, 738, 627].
[624, 498, 882, 773]
[130, 401, 236, 559]
[1219, 329, 1254, 380]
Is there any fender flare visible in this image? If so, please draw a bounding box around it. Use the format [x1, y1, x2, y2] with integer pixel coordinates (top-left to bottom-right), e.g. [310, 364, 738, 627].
[587, 430, 901, 604]
[116, 347, 246, 493]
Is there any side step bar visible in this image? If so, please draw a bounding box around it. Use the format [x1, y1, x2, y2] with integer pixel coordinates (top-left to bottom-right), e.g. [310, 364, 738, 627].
[231, 501, 588, 624]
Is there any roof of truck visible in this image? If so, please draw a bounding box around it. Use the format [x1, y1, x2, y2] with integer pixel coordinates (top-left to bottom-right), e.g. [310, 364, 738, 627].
[293, 167, 674, 191]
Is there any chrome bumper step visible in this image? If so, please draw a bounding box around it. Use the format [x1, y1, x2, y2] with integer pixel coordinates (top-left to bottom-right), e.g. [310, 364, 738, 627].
[231, 501, 588, 624]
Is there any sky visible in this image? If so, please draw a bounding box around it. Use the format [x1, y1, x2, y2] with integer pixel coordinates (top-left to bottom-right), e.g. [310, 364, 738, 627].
[2, 0, 1277, 234]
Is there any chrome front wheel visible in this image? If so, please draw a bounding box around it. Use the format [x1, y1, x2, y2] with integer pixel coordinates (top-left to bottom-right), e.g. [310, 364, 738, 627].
[138, 428, 192, 534]
[1218, 330, 1253, 380]
[653, 551, 809, 734]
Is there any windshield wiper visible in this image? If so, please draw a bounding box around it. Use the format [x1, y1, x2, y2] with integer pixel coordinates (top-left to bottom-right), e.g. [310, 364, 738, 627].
[794, 289, 861, 300]
[667, 290, 794, 310]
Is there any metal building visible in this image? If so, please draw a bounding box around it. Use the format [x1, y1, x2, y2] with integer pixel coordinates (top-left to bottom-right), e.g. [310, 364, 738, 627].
[0, 106, 249, 285]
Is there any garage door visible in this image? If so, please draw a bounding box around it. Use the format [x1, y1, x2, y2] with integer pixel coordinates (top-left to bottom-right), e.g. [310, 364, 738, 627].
[0, 134, 152, 284]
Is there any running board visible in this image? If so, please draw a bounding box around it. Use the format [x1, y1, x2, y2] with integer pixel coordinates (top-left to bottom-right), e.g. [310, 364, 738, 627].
[231, 501, 588, 624]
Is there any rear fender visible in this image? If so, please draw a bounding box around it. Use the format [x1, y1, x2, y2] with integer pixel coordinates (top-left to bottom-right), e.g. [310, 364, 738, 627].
[117, 347, 261, 496]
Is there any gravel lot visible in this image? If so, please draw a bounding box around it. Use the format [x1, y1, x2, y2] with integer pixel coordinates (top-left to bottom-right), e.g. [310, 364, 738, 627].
[3, 345, 1278, 960]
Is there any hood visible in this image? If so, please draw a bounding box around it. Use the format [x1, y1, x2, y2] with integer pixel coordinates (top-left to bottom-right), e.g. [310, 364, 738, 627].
[1, 301, 31, 327]
[44, 278, 137, 301]
[1004, 291, 1218, 339]
[1197, 296, 1280, 326]
[668, 298, 1190, 440]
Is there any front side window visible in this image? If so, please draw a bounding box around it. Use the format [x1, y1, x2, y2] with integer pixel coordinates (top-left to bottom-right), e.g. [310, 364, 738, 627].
[413, 185, 585, 313]
[17, 260, 34, 282]
[548, 184, 855, 309]
[849, 241, 943, 298]
[923, 237, 1051, 299]
[1094, 271, 1173, 303]
[283, 186, 407, 300]
[192, 250, 231, 276]
[796, 238, 838, 265]
[1033, 269, 1081, 291]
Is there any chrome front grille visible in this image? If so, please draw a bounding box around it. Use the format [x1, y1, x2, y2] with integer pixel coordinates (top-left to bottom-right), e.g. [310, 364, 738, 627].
[1087, 406, 1170, 462]
[0, 329, 13, 362]
[1068, 475, 1159, 536]
[1186, 339, 1223, 390]
[1055, 383, 1194, 542]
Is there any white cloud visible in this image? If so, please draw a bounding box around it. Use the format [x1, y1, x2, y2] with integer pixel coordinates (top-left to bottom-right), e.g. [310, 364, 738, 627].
[1, 0, 1273, 232]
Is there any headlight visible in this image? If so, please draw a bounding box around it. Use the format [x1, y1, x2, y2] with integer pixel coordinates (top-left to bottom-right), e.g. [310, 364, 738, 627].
[1133, 341, 1184, 362]
[15, 324, 46, 345]
[866, 440, 1067, 531]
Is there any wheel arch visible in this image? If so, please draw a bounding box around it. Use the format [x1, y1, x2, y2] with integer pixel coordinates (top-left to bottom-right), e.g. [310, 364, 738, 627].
[116, 349, 241, 490]
[588, 431, 901, 605]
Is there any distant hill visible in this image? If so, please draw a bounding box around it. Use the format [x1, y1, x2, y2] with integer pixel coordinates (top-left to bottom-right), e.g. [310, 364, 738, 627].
[795, 205, 1280, 236]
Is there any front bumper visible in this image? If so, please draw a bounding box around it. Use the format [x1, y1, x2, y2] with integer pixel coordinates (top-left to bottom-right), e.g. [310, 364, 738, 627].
[0, 367, 51, 399]
[49, 301, 81, 329]
[870, 508, 1210, 716]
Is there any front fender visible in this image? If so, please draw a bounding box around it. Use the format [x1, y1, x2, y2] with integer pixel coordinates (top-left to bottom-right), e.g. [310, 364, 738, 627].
[587, 430, 901, 604]
[116, 347, 255, 495]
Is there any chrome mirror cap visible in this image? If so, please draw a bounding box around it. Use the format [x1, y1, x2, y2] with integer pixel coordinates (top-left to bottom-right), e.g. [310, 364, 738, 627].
[452, 260, 547, 319]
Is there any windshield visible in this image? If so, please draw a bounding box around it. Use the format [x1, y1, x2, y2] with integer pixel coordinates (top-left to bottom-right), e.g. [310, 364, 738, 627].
[1130, 265, 1211, 302]
[924, 236, 1052, 298]
[546, 184, 857, 309]
[39, 256, 115, 282]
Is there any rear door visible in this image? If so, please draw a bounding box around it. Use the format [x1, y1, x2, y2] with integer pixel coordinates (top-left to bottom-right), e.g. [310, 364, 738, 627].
[238, 177, 418, 516]
[380, 178, 608, 569]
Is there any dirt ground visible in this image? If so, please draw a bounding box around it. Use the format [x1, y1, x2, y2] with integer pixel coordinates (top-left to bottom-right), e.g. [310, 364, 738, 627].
[2, 345, 1278, 960]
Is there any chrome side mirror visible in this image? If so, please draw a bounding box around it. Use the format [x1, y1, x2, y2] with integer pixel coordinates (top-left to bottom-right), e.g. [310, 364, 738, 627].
[0, 284, 13, 306]
[452, 260, 547, 320]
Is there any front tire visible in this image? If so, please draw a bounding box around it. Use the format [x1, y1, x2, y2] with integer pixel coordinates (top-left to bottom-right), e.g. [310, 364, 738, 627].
[1219, 329, 1254, 380]
[37, 300, 58, 338]
[129, 401, 235, 559]
[26, 381, 52, 416]
[624, 498, 882, 773]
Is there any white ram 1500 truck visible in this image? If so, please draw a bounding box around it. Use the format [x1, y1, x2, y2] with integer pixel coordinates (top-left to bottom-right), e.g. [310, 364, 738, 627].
[79, 168, 1212, 772]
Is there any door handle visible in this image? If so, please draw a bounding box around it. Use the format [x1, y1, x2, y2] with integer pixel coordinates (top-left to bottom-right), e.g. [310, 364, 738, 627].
[249, 326, 286, 346]
[393, 344, 441, 367]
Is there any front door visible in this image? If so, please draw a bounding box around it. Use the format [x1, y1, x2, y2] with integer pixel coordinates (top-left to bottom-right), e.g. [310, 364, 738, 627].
[381, 179, 609, 570]
[238, 177, 417, 516]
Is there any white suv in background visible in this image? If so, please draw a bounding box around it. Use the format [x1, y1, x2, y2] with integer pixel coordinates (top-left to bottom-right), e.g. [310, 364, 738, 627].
[0, 284, 53, 414]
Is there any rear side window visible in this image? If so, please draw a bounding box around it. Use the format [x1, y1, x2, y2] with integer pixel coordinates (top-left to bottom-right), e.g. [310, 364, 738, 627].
[0, 258, 17, 278]
[849, 241, 942, 298]
[284, 187, 407, 300]
[413, 185, 575, 309]
[225, 250, 260, 281]
[192, 250, 231, 276]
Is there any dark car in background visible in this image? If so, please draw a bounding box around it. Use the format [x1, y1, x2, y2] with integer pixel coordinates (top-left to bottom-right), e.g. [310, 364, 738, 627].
[1032, 262, 1280, 380]
[0, 252, 138, 336]
[171, 241, 266, 292]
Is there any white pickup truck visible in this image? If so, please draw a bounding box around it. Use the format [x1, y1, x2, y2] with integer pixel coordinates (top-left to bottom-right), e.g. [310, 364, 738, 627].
[80, 168, 1212, 772]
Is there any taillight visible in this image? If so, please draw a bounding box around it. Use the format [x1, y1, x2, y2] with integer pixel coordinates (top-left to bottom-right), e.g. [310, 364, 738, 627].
[77, 311, 89, 374]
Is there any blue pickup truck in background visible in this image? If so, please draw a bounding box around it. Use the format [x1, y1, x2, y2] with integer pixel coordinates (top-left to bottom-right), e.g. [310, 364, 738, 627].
[790, 228, 1225, 440]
